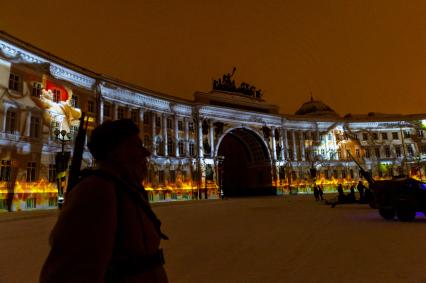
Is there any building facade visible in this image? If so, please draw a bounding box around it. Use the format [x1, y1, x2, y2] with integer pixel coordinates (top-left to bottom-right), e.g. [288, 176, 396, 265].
[0, 32, 425, 211]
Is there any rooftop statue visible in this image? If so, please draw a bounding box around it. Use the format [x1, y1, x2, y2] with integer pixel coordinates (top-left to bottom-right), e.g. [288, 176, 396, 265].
[212, 67, 263, 100]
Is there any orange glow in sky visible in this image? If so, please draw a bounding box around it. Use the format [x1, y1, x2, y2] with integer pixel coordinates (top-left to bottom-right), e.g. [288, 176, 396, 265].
[2, 0, 425, 115]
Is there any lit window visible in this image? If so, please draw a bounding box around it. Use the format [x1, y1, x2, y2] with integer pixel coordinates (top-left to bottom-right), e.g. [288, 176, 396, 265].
[178, 140, 185, 156]
[87, 100, 95, 113]
[104, 103, 111, 117]
[52, 89, 61, 102]
[0, 160, 11, 181]
[131, 109, 138, 123]
[26, 162, 37, 182]
[32, 82, 42, 97]
[71, 95, 79, 108]
[169, 170, 176, 183]
[5, 109, 17, 134]
[159, 171, 165, 184]
[117, 107, 125, 119]
[30, 116, 40, 138]
[26, 198, 36, 209]
[8, 73, 21, 91]
[48, 164, 56, 183]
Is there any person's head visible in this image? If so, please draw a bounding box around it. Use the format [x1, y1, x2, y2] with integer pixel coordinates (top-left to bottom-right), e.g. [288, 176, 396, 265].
[88, 119, 150, 181]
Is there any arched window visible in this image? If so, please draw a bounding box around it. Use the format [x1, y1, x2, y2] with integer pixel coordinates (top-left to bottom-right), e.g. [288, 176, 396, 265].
[178, 140, 185, 156]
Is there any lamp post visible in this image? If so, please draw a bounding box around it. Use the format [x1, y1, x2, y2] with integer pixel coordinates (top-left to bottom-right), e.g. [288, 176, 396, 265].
[54, 129, 72, 208]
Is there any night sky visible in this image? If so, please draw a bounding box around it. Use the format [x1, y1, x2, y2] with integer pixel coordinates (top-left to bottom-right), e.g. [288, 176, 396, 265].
[2, 0, 425, 116]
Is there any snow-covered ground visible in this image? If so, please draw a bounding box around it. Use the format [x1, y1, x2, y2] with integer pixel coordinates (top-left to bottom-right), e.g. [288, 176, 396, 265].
[1, 195, 426, 283]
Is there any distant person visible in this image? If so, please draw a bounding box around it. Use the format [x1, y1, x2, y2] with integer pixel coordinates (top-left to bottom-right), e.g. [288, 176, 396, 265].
[40, 119, 168, 283]
[337, 183, 345, 203]
[313, 184, 320, 201]
[318, 185, 324, 200]
[357, 181, 366, 203]
[347, 184, 356, 203]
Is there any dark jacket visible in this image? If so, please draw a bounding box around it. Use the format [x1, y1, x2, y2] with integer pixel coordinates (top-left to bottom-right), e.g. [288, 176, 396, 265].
[40, 173, 168, 283]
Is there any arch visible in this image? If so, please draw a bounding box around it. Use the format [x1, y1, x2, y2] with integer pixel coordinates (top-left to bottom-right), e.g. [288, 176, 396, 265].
[215, 127, 275, 196]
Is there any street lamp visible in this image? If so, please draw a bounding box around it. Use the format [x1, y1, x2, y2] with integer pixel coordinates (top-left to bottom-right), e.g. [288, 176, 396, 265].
[54, 129, 72, 209]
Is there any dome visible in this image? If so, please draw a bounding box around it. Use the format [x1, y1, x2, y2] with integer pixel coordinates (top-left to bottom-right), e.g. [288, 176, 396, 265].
[294, 96, 339, 117]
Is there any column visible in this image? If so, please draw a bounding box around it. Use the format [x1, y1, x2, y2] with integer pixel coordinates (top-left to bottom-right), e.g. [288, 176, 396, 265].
[198, 118, 203, 158]
[25, 108, 31, 136]
[292, 130, 297, 161]
[151, 113, 156, 155]
[99, 98, 104, 124]
[184, 118, 190, 157]
[300, 131, 305, 161]
[163, 114, 168, 156]
[280, 128, 285, 161]
[271, 127, 277, 160]
[112, 104, 118, 120]
[210, 120, 214, 158]
[2, 105, 9, 132]
[139, 108, 144, 138]
[174, 115, 179, 157]
[284, 129, 289, 160]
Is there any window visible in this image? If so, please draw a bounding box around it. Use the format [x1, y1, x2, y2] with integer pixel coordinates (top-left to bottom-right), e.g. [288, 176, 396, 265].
[71, 95, 79, 108]
[0, 199, 7, 210]
[167, 137, 174, 156]
[29, 116, 40, 138]
[189, 142, 195, 157]
[395, 145, 401, 157]
[131, 109, 138, 123]
[375, 147, 380, 158]
[385, 146, 391, 158]
[324, 170, 329, 179]
[155, 116, 161, 128]
[0, 160, 11, 181]
[48, 197, 57, 207]
[372, 133, 378, 140]
[5, 109, 17, 133]
[407, 144, 414, 156]
[26, 198, 36, 209]
[48, 164, 56, 183]
[418, 130, 424, 138]
[157, 140, 164, 156]
[365, 148, 370, 158]
[328, 134, 332, 141]
[178, 140, 185, 156]
[158, 171, 165, 184]
[362, 133, 368, 141]
[52, 89, 61, 102]
[104, 103, 111, 117]
[169, 170, 176, 183]
[392, 132, 399, 140]
[381, 133, 388, 140]
[422, 145, 426, 155]
[350, 169, 354, 179]
[87, 100, 95, 113]
[355, 148, 360, 158]
[188, 122, 194, 132]
[117, 107, 125, 119]
[337, 149, 341, 159]
[26, 162, 37, 182]
[167, 118, 172, 129]
[143, 113, 150, 125]
[341, 170, 346, 179]
[8, 73, 21, 91]
[178, 121, 183, 131]
[32, 82, 42, 97]
[404, 131, 411, 139]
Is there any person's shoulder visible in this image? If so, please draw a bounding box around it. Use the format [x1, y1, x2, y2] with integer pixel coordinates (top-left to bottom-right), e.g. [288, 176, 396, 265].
[69, 173, 117, 201]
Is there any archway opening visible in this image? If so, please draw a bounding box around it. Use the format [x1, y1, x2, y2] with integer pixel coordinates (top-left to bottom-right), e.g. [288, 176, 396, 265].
[217, 128, 274, 196]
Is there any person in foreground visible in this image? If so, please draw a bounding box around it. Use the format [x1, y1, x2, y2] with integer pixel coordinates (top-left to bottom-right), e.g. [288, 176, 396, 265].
[40, 119, 168, 283]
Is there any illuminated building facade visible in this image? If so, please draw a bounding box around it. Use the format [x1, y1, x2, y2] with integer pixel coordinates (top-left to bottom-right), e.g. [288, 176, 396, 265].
[0, 32, 425, 211]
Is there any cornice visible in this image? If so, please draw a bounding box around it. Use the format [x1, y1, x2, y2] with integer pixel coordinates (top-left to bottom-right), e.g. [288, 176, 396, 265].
[0, 39, 96, 90]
